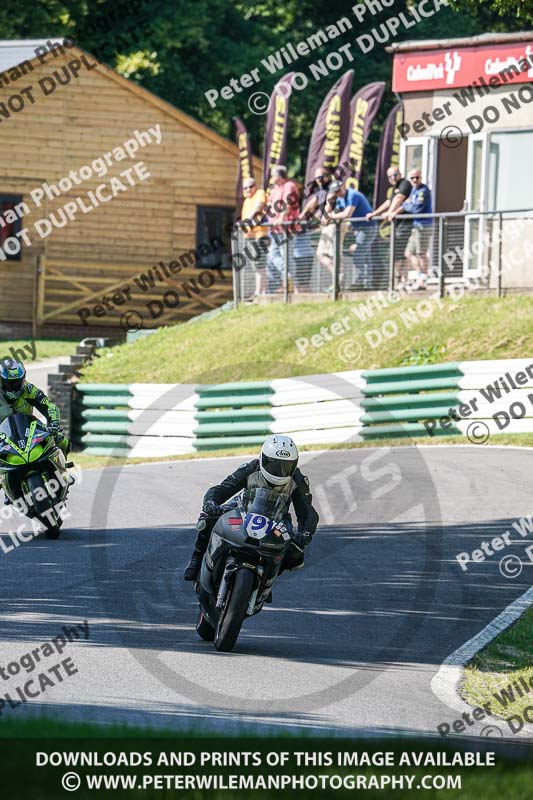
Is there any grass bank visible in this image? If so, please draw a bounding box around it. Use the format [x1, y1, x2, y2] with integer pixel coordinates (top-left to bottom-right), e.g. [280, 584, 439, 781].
[462, 606, 533, 727]
[0, 338, 78, 362]
[79, 296, 533, 385]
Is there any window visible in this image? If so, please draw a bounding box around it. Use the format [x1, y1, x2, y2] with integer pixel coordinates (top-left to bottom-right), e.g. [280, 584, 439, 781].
[470, 140, 483, 211]
[0, 194, 23, 260]
[405, 144, 424, 176]
[196, 206, 235, 269]
[487, 131, 533, 211]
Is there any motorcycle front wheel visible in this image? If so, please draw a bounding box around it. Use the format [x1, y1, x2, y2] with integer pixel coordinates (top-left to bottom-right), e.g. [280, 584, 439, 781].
[26, 473, 62, 540]
[214, 568, 255, 652]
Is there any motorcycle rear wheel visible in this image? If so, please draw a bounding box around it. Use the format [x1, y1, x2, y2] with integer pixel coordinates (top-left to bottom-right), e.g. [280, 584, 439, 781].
[214, 568, 255, 652]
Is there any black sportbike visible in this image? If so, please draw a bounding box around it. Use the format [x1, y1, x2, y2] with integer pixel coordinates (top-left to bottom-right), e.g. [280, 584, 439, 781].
[195, 487, 298, 652]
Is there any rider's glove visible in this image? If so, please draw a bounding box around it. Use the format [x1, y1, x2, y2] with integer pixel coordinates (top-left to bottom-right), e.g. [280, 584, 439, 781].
[202, 500, 222, 517]
[47, 421, 61, 434]
[292, 531, 312, 550]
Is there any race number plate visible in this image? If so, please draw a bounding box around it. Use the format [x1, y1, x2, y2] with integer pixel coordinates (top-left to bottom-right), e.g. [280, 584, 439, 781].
[244, 513, 274, 540]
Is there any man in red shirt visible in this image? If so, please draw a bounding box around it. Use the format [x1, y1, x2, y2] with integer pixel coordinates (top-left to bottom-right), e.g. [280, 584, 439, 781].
[266, 165, 300, 293]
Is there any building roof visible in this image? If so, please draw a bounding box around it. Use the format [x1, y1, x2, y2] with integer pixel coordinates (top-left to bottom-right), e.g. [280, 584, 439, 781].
[0, 38, 61, 72]
[387, 30, 533, 53]
[0, 39, 262, 170]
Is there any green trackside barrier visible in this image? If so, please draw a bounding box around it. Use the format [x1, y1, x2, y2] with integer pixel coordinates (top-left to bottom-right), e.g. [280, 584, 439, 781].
[78, 394, 133, 408]
[83, 448, 130, 456]
[361, 407, 459, 424]
[195, 409, 273, 423]
[81, 433, 130, 447]
[198, 381, 273, 396]
[194, 380, 274, 446]
[81, 421, 131, 434]
[80, 409, 131, 420]
[363, 363, 462, 381]
[195, 434, 267, 451]
[77, 384, 132, 393]
[362, 377, 461, 396]
[75, 363, 471, 452]
[362, 364, 462, 394]
[76, 385, 133, 448]
[194, 394, 274, 409]
[194, 421, 272, 438]
[360, 392, 459, 410]
[360, 362, 464, 439]
[361, 422, 461, 439]
[194, 381, 274, 416]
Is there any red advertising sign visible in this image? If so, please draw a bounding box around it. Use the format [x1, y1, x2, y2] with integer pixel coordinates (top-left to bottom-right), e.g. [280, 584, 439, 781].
[393, 41, 533, 93]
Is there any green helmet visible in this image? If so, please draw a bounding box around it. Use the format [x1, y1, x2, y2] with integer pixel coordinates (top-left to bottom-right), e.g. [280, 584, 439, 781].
[0, 359, 26, 404]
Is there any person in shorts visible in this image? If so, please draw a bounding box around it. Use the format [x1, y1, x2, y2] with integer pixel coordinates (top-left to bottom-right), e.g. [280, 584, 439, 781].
[403, 170, 433, 285]
[240, 177, 269, 295]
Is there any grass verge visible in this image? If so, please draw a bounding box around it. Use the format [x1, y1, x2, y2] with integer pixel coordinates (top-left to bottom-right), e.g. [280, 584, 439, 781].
[0, 338, 78, 362]
[71, 433, 533, 471]
[462, 606, 533, 726]
[0, 717, 532, 799]
[79, 295, 533, 384]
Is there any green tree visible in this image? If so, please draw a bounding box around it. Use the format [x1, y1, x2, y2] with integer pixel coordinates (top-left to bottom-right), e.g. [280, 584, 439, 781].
[0, 0, 526, 191]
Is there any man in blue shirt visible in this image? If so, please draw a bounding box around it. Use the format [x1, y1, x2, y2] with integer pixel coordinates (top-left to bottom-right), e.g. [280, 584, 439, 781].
[328, 181, 377, 289]
[402, 170, 433, 278]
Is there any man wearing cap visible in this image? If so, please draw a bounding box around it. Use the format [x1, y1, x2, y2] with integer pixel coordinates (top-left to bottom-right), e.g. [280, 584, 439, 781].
[403, 169, 433, 285]
[240, 177, 269, 295]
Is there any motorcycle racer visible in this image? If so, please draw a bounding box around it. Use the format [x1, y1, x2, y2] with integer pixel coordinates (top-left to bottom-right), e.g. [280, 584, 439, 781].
[0, 359, 70, 459]
[184, 434, 319, 582]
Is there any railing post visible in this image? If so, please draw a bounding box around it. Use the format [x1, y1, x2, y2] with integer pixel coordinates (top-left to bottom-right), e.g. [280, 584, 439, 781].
[497, 212, 503, 297]
[34, 254, 45, 337]
[231, 228, 240, 309]
[333, 222, 340, 300]
[438, 215, 445, 299]
[388, 218, 395, 291]
[284, 225, 290, 303]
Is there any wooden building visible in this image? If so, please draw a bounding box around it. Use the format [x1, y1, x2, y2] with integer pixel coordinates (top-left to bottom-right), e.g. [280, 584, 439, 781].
[0, 39, 261, 333]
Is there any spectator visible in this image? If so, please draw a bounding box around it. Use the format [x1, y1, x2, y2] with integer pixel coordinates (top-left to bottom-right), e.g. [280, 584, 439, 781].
[328, 181, 377, 290]
[299, 169, 337, 292]
[403, 170, 433, 286]
[367, 166, 412, 285]
[240, 177, 269, 295]
[266, 165, 300, 293]
[292, 226, 315, 294]
[299, 168, 333, 220]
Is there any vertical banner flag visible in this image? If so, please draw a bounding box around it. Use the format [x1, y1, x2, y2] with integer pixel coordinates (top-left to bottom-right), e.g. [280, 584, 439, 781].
[262, 72, 295, 190]
[338, 81, 385, 190]
[373, 103, 403, 208]
[304, 69, 354, 193]
[371, 103, 403, 285]
[234, 116, 254, 219]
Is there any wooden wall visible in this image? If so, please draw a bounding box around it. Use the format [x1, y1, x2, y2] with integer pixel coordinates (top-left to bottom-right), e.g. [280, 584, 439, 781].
[0, 45, 258, 330]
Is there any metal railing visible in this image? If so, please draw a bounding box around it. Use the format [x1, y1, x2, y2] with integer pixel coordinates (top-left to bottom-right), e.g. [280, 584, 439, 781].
[231, 209, 533, 305]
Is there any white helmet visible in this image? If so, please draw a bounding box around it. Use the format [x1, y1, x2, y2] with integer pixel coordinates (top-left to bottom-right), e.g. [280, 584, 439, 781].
[260, 434, 299, 486]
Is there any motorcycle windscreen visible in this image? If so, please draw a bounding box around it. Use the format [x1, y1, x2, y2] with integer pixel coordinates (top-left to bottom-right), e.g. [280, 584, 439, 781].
[243, 487, 288, 522]
[0, 413, 35, 444]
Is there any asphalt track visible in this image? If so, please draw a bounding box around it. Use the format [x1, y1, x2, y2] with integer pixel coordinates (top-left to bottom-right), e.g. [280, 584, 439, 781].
[0, 445, 532, 739]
